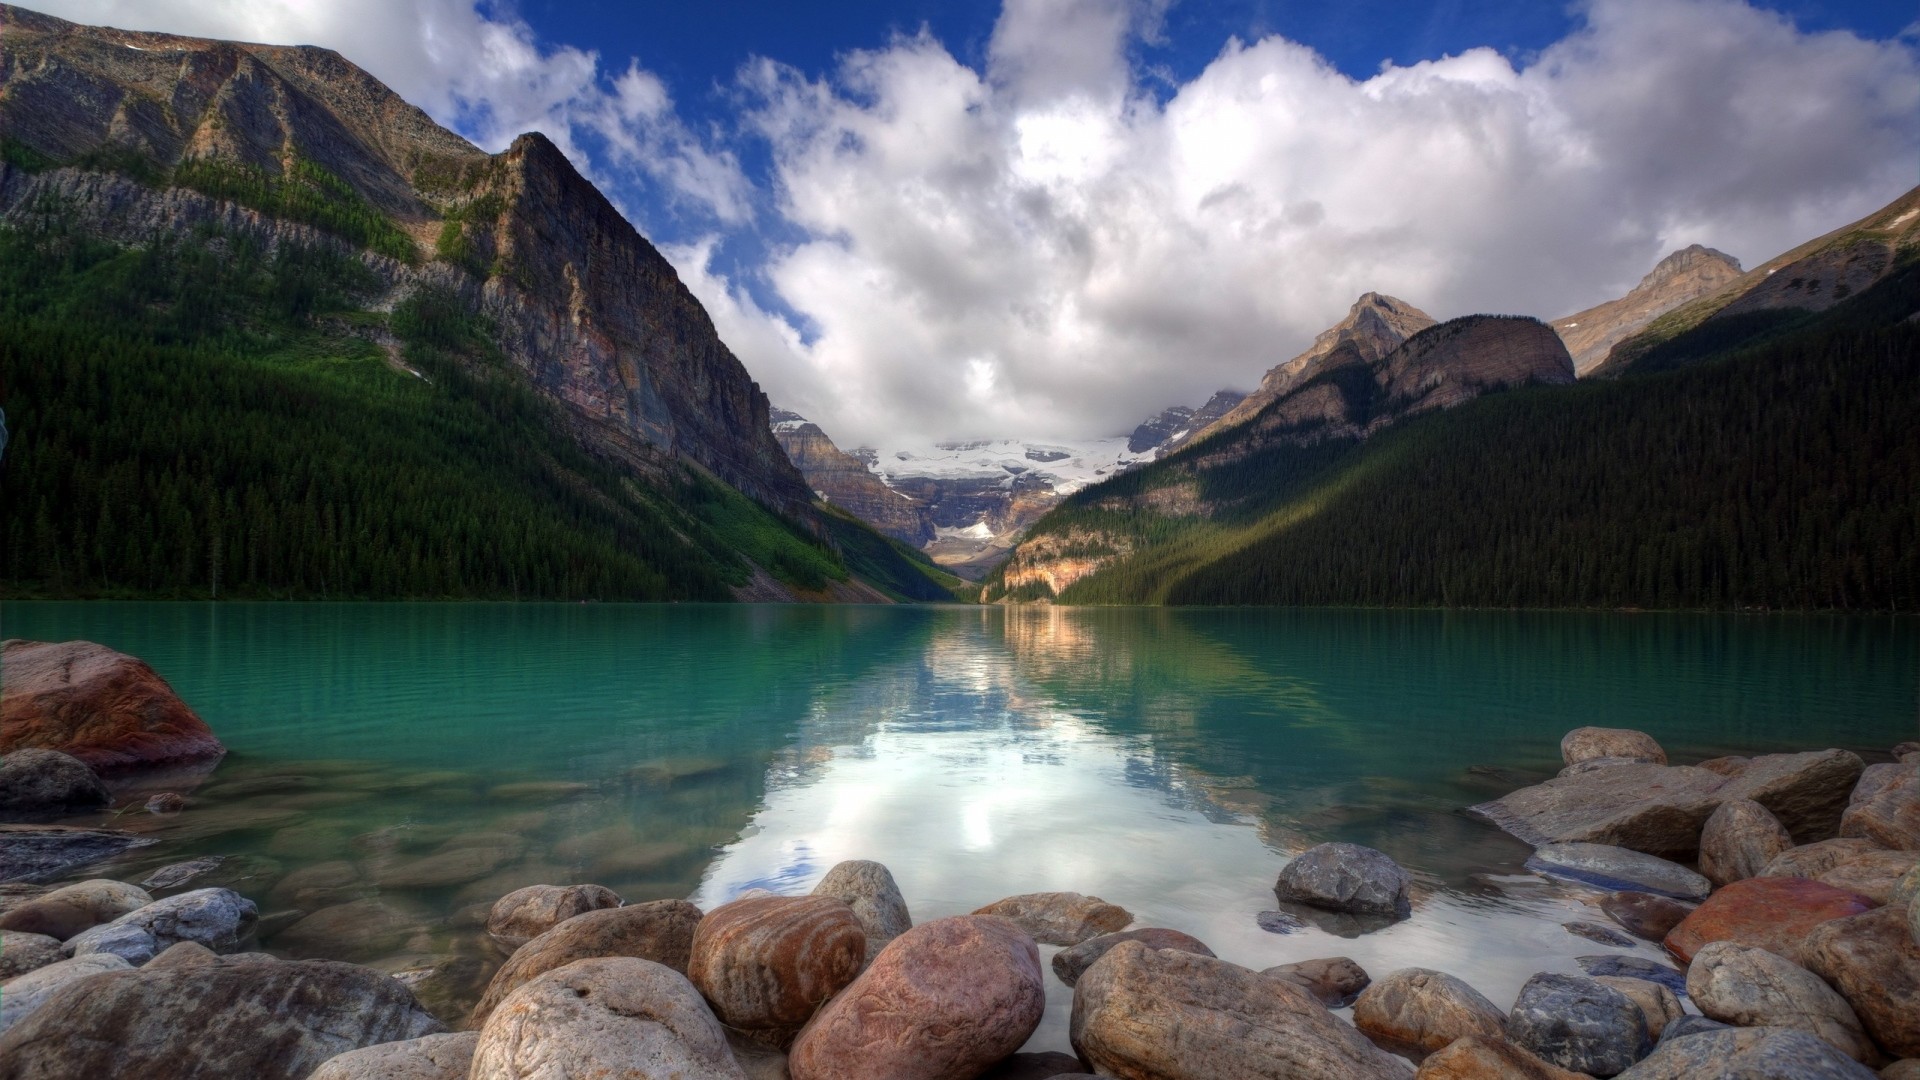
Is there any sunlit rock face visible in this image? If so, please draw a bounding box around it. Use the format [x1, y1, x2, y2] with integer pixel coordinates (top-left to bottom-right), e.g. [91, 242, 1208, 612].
[771, 410, 934, 547]
[1553, 246, 1744, 376]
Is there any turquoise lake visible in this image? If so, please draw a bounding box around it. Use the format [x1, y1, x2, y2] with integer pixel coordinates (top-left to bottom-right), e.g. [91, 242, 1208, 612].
[3, 602, 1915, 1048]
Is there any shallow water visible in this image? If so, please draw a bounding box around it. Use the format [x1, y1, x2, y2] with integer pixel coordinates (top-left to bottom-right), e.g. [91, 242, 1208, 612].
[4, 602, 1915, 1047]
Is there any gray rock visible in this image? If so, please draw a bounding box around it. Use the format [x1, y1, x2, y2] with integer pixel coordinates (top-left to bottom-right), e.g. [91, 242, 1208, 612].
[1566, 921, 1638, 947]
[141, 856, 227, 891]
[1658, 1015, 1731, 1044]
[1563, 728, 1668, 766]
[1351, 967, 1507, 1056]
[0, 749, 108, 815]
[970, 892, 1131, 946]
[1274, 842, 1411, 919]
[812, 859, 912, 961]
[1255, 909, 1305, 934]
[64, 887, 256, 965]
[1261, 956, 1371, 1008]
[1686, 940, 1875, 1063]
[470, 957, 746, 1080]
[1471, 762, 1729, 860]
[0, 952, 133, 1034]
[1720, 750, 1866, 844]
[1507, 971, 1652, 1077]
[484, 883, 621, 948]
[0, 930, 62, 979]
[0, 824, 157, 884]
[1053, 928, 1214, 988]
[1700, 798, 1794, 886]
[309, 1031, 479, 1080]
[1576, 955, 1689, 996]
[1616, 1026, 1878, 1079]
[1526, 842, 1712, 900]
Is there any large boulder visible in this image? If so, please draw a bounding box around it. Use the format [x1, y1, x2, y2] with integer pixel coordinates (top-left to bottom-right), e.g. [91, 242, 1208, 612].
[788, 915, 1045, 1080]
[0, 952, 132, 1034]
[1591, 977, 1684, 1042]
[64, 887, 257, 965]
[1351, 967, 1506, 1056]
[1526, 842, 1710, 899]
[687, 895, 865, 1048]
[1051, 927, 1213, 987]
[1852, 763, 1908, 807]
[308, 1031, 479, 1080]
[1841, 769, 1920, 850]
[1765, 838, 1886, 879]
[1599, 892, 1694, 942]
[1686, 941, 1875, 1062]
[1470, 762, 1728, 859]
[468, 898, 701, 1026]
[1414, 1035, 1584, 1079]
[1506, 972, 1650, 1077]
[811, 859, 911, 961]
[1275, 842, 1412, 919]
[1718, 750, 1865, 843]
[0, 639, 224, 769]
[1262, 956, 1372, 1008]
[1699, 799, 1793, 886]
[1664, 876, 1876, 965]
[0, 930, 62, 979]
[1563, 728, 1667, 766]
[1614, 1025, 1879, 1079]
[0, 824, 156, 884]
[470, 958, 745, 1080]
[1069, 940, 1408, 1079]
[1799, 905, 1920, 1058]
[1817, 849, 1920, 904]
[0, 878, 152, 940]
[0, 957, 442, 1079]
[0, 749, 108, 816]
[484, 883, 621, 948]
[971, 891, 1131, 946]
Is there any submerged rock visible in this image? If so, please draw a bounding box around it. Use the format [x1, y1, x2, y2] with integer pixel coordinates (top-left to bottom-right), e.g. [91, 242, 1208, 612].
[274, 898, 425, 962]
[470, 958, 745, 1080]
[0, 824, 157, 884]
[0, 749, 109, 816]
[1051, 927, 1214, 987]
[1566, 921, 1637, 947]
[141, 856, 227, 891]
[1274, 842, 1412, 919]
[971, 891, 1131, 946]
[1526, 843, 1710, 900]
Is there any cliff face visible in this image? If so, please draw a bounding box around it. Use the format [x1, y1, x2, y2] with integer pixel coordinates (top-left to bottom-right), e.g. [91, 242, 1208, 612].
[1132, 389, 1245, 455]
[771, 410, 934, 546]
[1553, 245, 1743, 375]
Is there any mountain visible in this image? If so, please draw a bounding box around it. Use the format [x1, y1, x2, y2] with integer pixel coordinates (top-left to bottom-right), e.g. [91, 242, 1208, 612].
[1552, 245, 1743, 375]
[1129, 389, 1245, 454]
[0, 5, 957, 602]
[771, 409, 934, 546]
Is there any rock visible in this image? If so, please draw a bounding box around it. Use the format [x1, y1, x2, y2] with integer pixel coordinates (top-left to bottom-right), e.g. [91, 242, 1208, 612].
[1051, 927, 1214, 987]
[469, 899, 702, 1026]
[269, 860, 370, 910]
[811, 859, 911, 960]
[971, 891, 1132, 946]
[1893, 864, 1920, 907]
[1700, 799, 1794, 886]
[1563, 727, 1668, 766]
[146, 940, 222, 970]
[689, 895, 865, 1048]
[1854, 763, 1908, 807]
[1414, 1035, 1584, 1079]
[1819, 849, 1920, 904]
[309, 1031, 480, 1080]
[1567, 921, 1637, 947]
[1527, 842, 1711, 900]
[1686, 940, 1876, 1062]
[1841, 769, 1920, 850]
[1884, 1061, 1920, 1080]
[0, 957, 442, 1078]
[0, 749, 109, 815]
[144, 792, 187, 814]
[1664, 876, 1877, 965]
[1275, 842, 1412, 918]
[1766, 838, 1887, 879]
[1564, 756, 1666, 777]
[0, 930, 62, 979]
[484, 883, 621, 948]
[0, 878, 151, 940]
[0, 824, 157, 883]
[788, 915, 1045, 1080]
[1352, 967, 1508, 1056]
[1657, 1015, 1732, 1043]
[65, 887, 257, 965]
[1576, 955, 1689, 996]
[1470, 762, 1728, 859]
[1600, 891, 1695, 942]
[1255, 909, 1305, 934]
[1070, 940, 1405, 1078]
[1800, 905, 1920, 1058]
[981, 1051, 1090, 1080]
[1262, 956, 1372, 1008]
[1912, 892, 1920, 947]
[1698, 756, 1752, 777]
[269, 898, 421, 961]
[0, 952, 132, 1034]
[371, 840, 519, 889]
[1720, 750, 1866, 843]
[1507, 972, 1650, 1077]
[142, 855, 226, 891]
[0, 639, 224, 769]
[1616, 1026, 1879, 1079]
[470, 958, 743, 1080]
[1592, 976, 1684, 1041]
[726, 1029, 793, 1080]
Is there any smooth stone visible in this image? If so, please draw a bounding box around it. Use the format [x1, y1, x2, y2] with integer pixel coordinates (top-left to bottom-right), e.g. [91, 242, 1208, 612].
[1700, 798, 1794, 886]
[0, 957, 443, 1078]
[269, 860, 372, 910]
[274, 898, 424, 961]
[971, 891, 1132, 946]
[142, 856, 226, 891]
[788, 915, 1046, 1080]
[1687, 940, 1876, 1063]
[689, 894, 865, 1048]
[1766, 838, 1887, 879]
[144, 792, 187, 814]
[1664, 876, 1877, 965]
[1414, 1035, 1585, 1079]
[1563, 727, 1667, 767]
[1720, 750, 1866, 844]
[371, 842, 519, 889]
[0, 930, 62, 979]
[471, 957, 745, 1080]
[1262, 956, 1372, 1008]
[1841, 768, 1920, 850]
[1526, 842, 1711, 900]
[1592, 976, 1685, 1041]
[146, 940, 222, 970]
[309, 1031, 480, 1080]
[383, 953, 491, 1025]
[1616, 1026, 1879, 1079]
[0, 952, 133, 1034]
[1566, 921, 1637, 947]
[1051, 927, 1214, 987]
[1507, 972, 1651, 1077]
[1800, 905, 1920, 1058]
[65, 887, 257, 964]
[1600, 892, 1694, 942]
[1471, 762, 1729, 860]
[981, 1051, 1091, 1080]
[0, 639, 224, 769]
[0, 824, 157, 884]
[1352, 966, 1507, 1056]
[811, 859, 911, 961]
[0, 878, 152, 940]
[1821, 849, 1920, 904]
[1070, 940, 1408, 1079]
[485, 883, 621, 948]
[0, 748, 109, 815]
[1576, 955, 1689, 996]
[1255, 909, 1305, 934]
[468, 899, 702, 1026]
[1275, 842, 1412, 919]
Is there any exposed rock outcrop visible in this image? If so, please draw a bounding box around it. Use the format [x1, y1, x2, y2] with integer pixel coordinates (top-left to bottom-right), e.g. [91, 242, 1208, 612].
[1553, 246, 1743, 375]
[771, 411, 933, 546]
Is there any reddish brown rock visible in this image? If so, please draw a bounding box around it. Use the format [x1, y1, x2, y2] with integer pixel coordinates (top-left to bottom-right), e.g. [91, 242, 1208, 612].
[1, 640, 224, 770]
[971, 892, 1131, 946]
[1562, 727, 1668, 767]
[1664, 876, 1877, 965]
[1051, 927, 1213, 987]
[688, 895, 865, 1048]
[467, 899, 701, 1027]
[1413, 1035, 1584, 1079]
[788, 915, 1045, 1080]
[484, 884, 621, 948]
[1799, 905, 1920, 1058]
[1352, 967, 1507, 1057]
[1599, 891, 1694, 942]
[1699, 798, 1793, 886]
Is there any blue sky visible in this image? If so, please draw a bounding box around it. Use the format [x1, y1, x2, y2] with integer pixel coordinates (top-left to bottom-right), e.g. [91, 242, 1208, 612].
[33, 0, 1920, 446]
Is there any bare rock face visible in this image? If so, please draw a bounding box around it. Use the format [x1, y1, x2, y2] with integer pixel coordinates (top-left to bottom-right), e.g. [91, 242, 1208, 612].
[1700, 798, 1794, 886]
[1552, 246, 1744, 375]
[484, 883, 621, 949]
[788, 915, 1045, 1080]
[470, 958, 746, 1080]
[468, 898, 701, 1027]
[0, 878, 151, 941]
[0, 748, 108, 815]
[1562, 728, 1668, 767]
[1470, 762, 1729, 860]
[1506, 972, 1650, 1077]
[1664, 876, 1877, 966]
[971, 891, 1132, 946]
[0, 640, 224, 770]
[0, 957, 443, 1079]
[1351, 967, 1507, 1057]
[1275, 842, 1412, 919]
[309, 1031, 479, 1080]
[811, 859, 912, 962]
[1379, 316, 1575, 416]
[772, 413, 933, 547]
[1413, 1035, 1584, 1080]
[1799, 905, 1920, 1059]
[1052, 927, 1214, 987]
[688, 895, 865, 1048]
[1262, 956, 1372, 1008]
[1686, 940, 1876, 1063]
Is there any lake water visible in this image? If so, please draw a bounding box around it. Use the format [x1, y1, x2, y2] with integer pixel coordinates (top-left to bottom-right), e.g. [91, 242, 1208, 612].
[4, 602, 1916, 1050]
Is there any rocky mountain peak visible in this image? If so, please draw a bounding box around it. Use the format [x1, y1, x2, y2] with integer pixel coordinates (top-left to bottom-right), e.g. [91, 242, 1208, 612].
[1553, 244, 1745, 375]
[1643, 244, 1742, 288]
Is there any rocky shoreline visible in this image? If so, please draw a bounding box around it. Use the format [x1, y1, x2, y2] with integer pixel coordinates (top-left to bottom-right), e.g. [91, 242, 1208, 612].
[3, 638, 1918, 1078]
